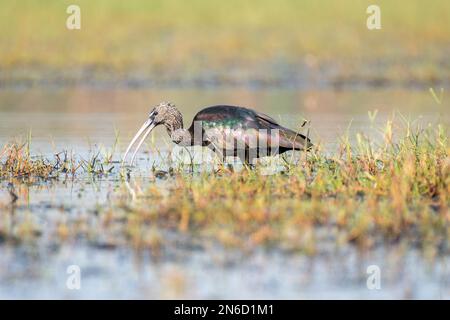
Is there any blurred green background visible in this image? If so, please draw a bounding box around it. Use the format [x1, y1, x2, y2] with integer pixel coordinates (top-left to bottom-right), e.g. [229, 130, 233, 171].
[1, 0, 449, 86]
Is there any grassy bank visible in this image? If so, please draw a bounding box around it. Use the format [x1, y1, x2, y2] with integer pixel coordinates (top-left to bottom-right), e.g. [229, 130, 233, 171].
[1, 0, 449, 86]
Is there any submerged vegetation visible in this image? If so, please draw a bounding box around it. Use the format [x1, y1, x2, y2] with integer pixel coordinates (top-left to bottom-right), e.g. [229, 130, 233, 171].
[1, 119, 448, 257]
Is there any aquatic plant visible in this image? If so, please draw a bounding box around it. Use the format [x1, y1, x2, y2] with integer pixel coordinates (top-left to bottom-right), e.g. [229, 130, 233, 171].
[0, 142, 55, 179]
[0, 140, 114, 180]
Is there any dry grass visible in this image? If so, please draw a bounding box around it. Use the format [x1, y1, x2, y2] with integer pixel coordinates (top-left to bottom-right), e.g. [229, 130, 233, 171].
[0, 142, 55, 179]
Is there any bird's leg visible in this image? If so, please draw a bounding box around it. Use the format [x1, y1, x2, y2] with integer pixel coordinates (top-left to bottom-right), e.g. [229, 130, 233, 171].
[244, 161, 256, 171]
[208, 145, 228, 174]
[238, 149, 256, 170]
[217, 150, 236, 173]
[215, 159, 234, 174]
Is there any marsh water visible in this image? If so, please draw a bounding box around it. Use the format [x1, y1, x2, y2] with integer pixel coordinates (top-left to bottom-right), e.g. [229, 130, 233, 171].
[0, 87, 449, 299]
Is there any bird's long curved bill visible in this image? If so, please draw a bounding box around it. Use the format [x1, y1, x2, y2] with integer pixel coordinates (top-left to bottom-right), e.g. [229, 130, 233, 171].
[123, 119, 155, 165]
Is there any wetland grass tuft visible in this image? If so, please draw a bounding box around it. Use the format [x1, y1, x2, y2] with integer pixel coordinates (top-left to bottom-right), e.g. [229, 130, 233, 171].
[0, 140, 116, 180]
[0, 142, 55, 179]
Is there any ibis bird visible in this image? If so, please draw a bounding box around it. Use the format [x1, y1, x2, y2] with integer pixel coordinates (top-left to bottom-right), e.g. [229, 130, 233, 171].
[123, 102, 312, 166]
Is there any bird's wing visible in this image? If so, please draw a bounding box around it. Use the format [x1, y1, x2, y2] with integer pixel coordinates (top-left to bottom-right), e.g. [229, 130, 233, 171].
[254, 111, 312, 151]
[191, 105, 312, 151]
[253, 110, 280, 126]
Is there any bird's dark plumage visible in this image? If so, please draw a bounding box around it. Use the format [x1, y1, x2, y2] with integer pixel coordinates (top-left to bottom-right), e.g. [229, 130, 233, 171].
[124, 102, 312, 166]
[189, 105, 311, 155]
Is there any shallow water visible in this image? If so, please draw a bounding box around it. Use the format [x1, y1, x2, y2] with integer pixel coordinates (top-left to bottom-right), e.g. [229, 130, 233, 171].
[0, 87, 449, 299]
[0, 87, 447, 155]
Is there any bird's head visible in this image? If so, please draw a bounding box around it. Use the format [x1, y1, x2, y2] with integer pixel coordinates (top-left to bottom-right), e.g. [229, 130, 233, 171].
[123, 101, 184, 164]
[149, 101, 183, 129]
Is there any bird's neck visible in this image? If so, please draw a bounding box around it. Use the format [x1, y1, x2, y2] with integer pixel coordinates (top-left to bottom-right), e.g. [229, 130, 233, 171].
[163, 109, 191, 145]
[164, 115, 184, 135]
[170, 128, 192, 146]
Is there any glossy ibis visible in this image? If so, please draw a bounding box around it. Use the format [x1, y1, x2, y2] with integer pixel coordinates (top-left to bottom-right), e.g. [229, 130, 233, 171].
[123, 102, 312, 166]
